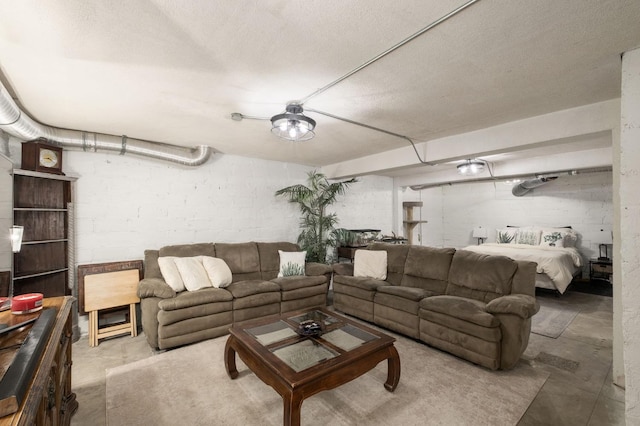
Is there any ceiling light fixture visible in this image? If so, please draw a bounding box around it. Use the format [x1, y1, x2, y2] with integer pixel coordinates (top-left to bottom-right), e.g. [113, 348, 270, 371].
[457, 159, 485, 175]
[270, 103, 316, 142]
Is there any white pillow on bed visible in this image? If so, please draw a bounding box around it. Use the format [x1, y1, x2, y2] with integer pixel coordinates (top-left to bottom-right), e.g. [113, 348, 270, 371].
[540, 230, 565, 247]
[516, 229, 542, 245]
[495, 228, 518, 244]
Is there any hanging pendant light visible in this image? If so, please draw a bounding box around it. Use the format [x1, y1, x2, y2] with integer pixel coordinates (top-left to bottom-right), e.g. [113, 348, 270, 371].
[270, 103, 316, 142]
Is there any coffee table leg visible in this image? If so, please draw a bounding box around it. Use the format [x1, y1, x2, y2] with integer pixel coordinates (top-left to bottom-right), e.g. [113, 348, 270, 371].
[224, 336, 239, 379]
[283, 392, 303, 426]
[384, 345, 401, 392]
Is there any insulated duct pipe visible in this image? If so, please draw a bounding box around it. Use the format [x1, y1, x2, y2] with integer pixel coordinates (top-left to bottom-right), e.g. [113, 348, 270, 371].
[0, 82, 211, 166]
[511, 176, 557, 197]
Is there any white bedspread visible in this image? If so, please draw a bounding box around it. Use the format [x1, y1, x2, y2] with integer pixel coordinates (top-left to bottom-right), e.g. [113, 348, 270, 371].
[462, 243, 582, 293]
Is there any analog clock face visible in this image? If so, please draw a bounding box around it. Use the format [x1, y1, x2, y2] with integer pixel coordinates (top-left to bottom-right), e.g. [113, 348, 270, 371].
[39, 149, 59, 168]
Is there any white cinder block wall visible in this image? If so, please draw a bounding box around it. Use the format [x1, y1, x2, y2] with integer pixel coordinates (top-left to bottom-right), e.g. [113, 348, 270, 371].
[406, 171, 613, 276]
[64, 150, 393, 265]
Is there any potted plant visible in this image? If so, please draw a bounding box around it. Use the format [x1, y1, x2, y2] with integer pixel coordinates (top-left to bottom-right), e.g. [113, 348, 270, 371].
[276, 171, 357, 263]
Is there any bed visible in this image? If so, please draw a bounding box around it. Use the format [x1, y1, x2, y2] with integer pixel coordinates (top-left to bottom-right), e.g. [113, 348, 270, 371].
[463, 227, 583, 294]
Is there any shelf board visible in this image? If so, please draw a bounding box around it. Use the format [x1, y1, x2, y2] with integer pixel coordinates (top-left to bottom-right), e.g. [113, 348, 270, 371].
[12, 169, 78, 181]
[21, 239, 69, 245]
[402, 201, 423, 208]
[14, 208, 68, 212]
[403, 220, 427, 224]
[13, 268, 69, 281]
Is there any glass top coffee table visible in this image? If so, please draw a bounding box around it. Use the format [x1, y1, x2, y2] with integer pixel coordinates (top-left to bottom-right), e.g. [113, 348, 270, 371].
[224, 307, 400, 426]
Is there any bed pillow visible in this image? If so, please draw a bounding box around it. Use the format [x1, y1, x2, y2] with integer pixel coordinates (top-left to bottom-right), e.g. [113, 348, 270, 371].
[540, 230, 566, 247]
[158, 256, 186, 292]
[495, 228, 518, 244]
[202, 256, 233, 288]
[516, 229, 542, 245]
[278, 250, 306, 277]
[354, 249, 387, 280]
[173, 256, 213, 291]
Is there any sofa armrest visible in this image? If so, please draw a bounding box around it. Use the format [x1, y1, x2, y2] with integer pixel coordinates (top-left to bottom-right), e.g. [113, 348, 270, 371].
[332, 263, 354, 276]
[138, 278, 176, 299]
[305, 262, 332, 276]
[485, 294, 539, 319]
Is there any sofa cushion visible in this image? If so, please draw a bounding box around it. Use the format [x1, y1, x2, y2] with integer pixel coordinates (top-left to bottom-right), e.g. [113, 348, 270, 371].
[158, 287, 232, 311]
[446, 250, 517, 302]
[354, 249, 387, 280]
[144, 249, 162, 279]
[257, 242, 300, 276]
[226, 280, 281, 299]
[271, 275, 326, 292]
[419, 295, 499, 328]
[158, 243, 216, 258]
[278, 250, 306, 277]
[376, 285, 435, 302]
[215, 242, 262, 281]
[158, 256, 186, 292]
[402, 246, 455, 294]
[367, 243, 410, 285]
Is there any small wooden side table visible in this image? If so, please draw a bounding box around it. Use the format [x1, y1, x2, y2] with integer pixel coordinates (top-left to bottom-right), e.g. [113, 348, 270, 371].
[84, 269, 140, 347]
[589, 258, 613, 282]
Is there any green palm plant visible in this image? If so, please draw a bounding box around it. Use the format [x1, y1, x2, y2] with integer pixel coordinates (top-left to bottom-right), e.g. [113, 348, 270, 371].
[275, 171, 357, 263]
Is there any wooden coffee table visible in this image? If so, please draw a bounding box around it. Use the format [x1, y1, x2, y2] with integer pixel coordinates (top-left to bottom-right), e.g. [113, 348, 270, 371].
[224, 307, 400, 426]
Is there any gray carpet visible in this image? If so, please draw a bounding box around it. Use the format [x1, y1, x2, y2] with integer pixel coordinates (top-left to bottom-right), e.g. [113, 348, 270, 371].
[531, 298, 581, 338]
[106, 332, 548, 425]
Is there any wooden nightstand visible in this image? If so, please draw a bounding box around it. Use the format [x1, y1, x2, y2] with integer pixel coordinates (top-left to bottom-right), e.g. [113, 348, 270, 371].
[589, 259, 613, 282]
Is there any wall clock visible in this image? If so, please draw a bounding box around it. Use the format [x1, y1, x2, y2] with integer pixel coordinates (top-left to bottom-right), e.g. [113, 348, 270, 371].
[21, 139, 65, 175]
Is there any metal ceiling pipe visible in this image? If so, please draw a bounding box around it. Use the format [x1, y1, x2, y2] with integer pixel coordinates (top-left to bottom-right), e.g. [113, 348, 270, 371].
[0, 82, 211, 166]
[512, 176, 557, 197]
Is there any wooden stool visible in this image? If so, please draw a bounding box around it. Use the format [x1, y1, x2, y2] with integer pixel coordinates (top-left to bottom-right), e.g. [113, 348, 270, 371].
[84, 269, 140, 347]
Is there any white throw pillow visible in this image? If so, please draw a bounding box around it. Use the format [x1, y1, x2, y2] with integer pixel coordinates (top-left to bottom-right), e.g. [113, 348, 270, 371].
[353, 250, 387, 280]
[516, 229, 542, 245]
[202, 256, 233, 288]
[278, 251, 306, 277]
[539, 230, 566, 247]
[158, 256, 186, 292]
[495, 228, 518, 244]
[173, 257, 213, 291]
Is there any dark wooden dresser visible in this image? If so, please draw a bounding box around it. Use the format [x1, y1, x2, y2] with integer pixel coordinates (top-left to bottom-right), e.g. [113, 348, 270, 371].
[0, 297, 77, 425]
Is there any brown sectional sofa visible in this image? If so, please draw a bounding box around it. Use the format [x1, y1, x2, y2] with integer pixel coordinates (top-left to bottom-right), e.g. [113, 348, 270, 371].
[138, 241, 332, 350]
[332, 242, 539, 370]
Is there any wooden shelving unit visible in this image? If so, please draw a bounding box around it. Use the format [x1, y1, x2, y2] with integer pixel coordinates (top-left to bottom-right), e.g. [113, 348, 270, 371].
[13, 169, 77, 297]
[402, 201, 427, 245]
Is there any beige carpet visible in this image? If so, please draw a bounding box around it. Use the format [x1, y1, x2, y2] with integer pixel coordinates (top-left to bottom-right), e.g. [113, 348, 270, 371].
[106, 333, 548, 426]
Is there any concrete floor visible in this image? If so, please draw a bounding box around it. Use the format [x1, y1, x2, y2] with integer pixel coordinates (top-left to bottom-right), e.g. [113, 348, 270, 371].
[70, 288, 624, 425]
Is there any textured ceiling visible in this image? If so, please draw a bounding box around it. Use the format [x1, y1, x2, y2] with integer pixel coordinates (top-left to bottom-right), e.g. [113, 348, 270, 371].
[0, 0, 638, 170]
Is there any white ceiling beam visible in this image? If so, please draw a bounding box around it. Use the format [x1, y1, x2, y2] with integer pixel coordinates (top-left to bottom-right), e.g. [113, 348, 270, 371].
[322, 99, 619, 179]
[396, 147, 612, 188]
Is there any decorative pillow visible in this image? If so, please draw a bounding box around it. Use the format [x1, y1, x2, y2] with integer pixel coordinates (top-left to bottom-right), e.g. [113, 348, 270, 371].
[278, 251, 306, 277]
[540, 230, 566, 247]
[158, 256, 186, 292]
[202, 256, 233, 288]
[173, 257, 213, 291]
[516, 229, 542, 245]
[353, 250, 387, 280]
[495, 228, 518, 244]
